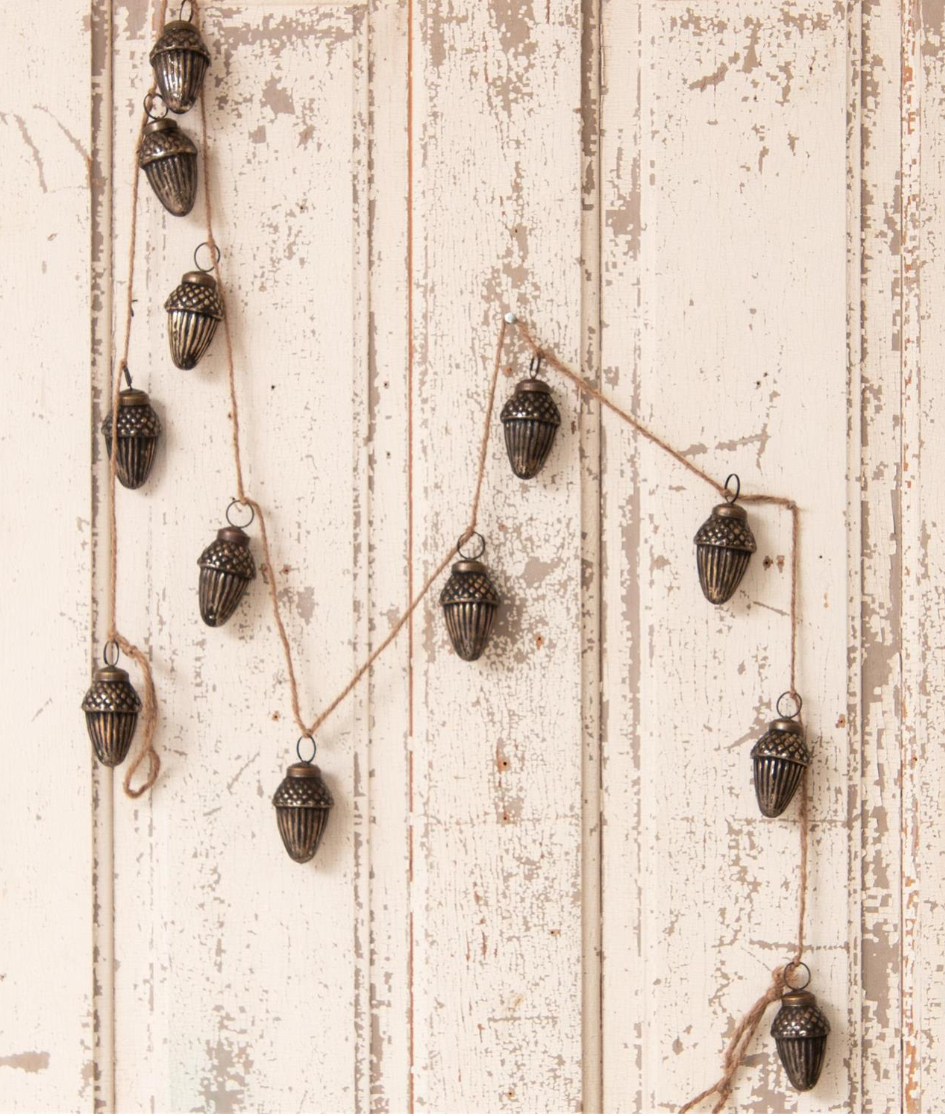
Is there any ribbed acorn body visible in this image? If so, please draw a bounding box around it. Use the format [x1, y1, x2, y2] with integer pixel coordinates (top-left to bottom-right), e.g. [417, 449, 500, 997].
[272, 762, 333, 863]
[149, 19, 210, 114]
[771, 989, 830, 1091]
[165, 271, 224, 369]
[694, 501, 756, 604]
[751, 717, 810, 818]
[440, 559, 500, 661]
[197, 525, 255, 627]
[102, 388, 162, 489]
[138, 118, 198, 216]
[500, 378, 561, 479]
[81, 665, 141, 767]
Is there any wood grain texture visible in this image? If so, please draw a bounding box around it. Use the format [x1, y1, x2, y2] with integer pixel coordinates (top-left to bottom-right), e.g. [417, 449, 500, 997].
[0, 2, 94, 1112]
[2, 0, 937, 1112]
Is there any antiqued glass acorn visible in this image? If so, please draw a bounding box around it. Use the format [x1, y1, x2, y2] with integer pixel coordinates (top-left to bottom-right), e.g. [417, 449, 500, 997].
[101, 384, 162, 489]
[500, 354, 561, 479]
[751, 692, 810, 818]
[694, 474, 756, 605]
[81, 644, 141, 767]
[272, 738, 334, 863]
[149, 9, 211, 115]
[165, 249, 224, 370]
[771, 965, 830, 1092]
[197, 501, 256, 627]
[439, 532, 500, 662]
[138, 107, 198, 217]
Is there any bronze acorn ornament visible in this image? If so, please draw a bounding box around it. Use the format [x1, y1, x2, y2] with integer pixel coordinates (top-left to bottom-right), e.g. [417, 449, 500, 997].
[272, 737, 334, 864]
[138, 97, 198, 216]
[751, 692, 810, 818]
[149, 6, 210, 115]
[500, 354, 561, 479]
[694, 474, 756, 605]
[165, 246, 224, 370]
[197, 501, 256, 627]
[439, 532, 500, 662]
[101, 382, 162, 490]
[81, 643, 141, 767]
[771, 965, 830, 1092]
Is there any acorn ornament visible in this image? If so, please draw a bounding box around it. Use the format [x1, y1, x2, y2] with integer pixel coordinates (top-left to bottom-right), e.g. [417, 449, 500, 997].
[751, 692, 811, 818]
[137, 96, 198, 217]
[694, 474, 756, 605]
[81, 643, 141, 767]
[197, 501, 256, 627]
[771, 964, 830, 1092]
[272, 737, 334, 864]
[149, 4, 211, 115]
[166, 245, 225, 370]
[101, 376, 162, 489]
[440, 533, 500, 662]
[500, 353, 561, 479]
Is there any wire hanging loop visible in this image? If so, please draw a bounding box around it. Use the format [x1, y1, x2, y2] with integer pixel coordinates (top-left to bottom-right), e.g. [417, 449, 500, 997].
[121, 363, 133, 388]
[194, 241, 221, 273]
[225, 498, 254, 530]
[529, 351, 544, 379]
[457, 531, 486, 561]
[178, 0, 195, 21]
[784, 959, 811, 991]
[144, 91, 168, 121]
[103, 641, 121, 668]
[723, 473, 741, 504]
[296, 735, 317, 763]
[776, 690, 803, 720]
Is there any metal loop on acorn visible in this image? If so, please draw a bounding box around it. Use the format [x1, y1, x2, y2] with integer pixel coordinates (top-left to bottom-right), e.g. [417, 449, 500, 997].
[121, 363, 133, 388]
[144, 91, 168, 121]
[179, 0, 195, 20]
[296, 735, 317, 763]
[776, 690, 803, 720]
[194, 240, 221, 273]
[103, 640, 121, 668]
[784, 960, 811, 991]
[226, 498, 254, 530]
[529, 351, 544, 378]
[457, 531, 486, 561]
[724, 472, 741, 503]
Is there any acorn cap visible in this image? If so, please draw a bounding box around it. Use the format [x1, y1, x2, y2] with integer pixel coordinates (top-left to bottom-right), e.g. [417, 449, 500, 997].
[440, 561, 501, 605]
[693, 502, 757, 552]
[272, 763, 334, 808]
[751, 719, 811, 766]
[501, 380, 561, 426]
[150, 19, 211, 62]
[165, 273, 225, 319]
[138, 118, 197, 166]
[81, 666, 142, 713]
[102, 390, 162, 439]
[771, 990, 830, 1038]
[197, 526, 256, 580]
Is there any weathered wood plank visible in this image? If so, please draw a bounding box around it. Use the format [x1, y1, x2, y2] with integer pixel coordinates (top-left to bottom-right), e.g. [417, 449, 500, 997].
[410, 2, 586, 1110]
[0, 2, 95, 1112]
[600, 2, 858, 1109]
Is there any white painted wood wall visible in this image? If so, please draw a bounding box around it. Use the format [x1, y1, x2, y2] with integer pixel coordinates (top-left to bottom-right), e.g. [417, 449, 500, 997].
[1, 1, 940, 1112]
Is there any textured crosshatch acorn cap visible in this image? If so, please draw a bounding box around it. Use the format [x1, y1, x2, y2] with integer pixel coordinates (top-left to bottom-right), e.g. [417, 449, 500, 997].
[165, 273, 225, 319]
[501, 379, 561, 425]
[81, 667, 142, 714]
[272, 764, 334, 808]
[150, 19, 211, 61]
[439, 561, 501, 606]
[138, 119, 198, 166]
[694, 502, 757, 552]
[771, 991, 831, 1038]
[751, 720, 811, 766]
[102, 391, 162, 439]
[198, 527, 256, 580]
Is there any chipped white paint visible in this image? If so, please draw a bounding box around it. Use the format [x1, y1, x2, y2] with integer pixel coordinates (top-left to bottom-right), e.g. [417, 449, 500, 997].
[2, 0, 942, 1112]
